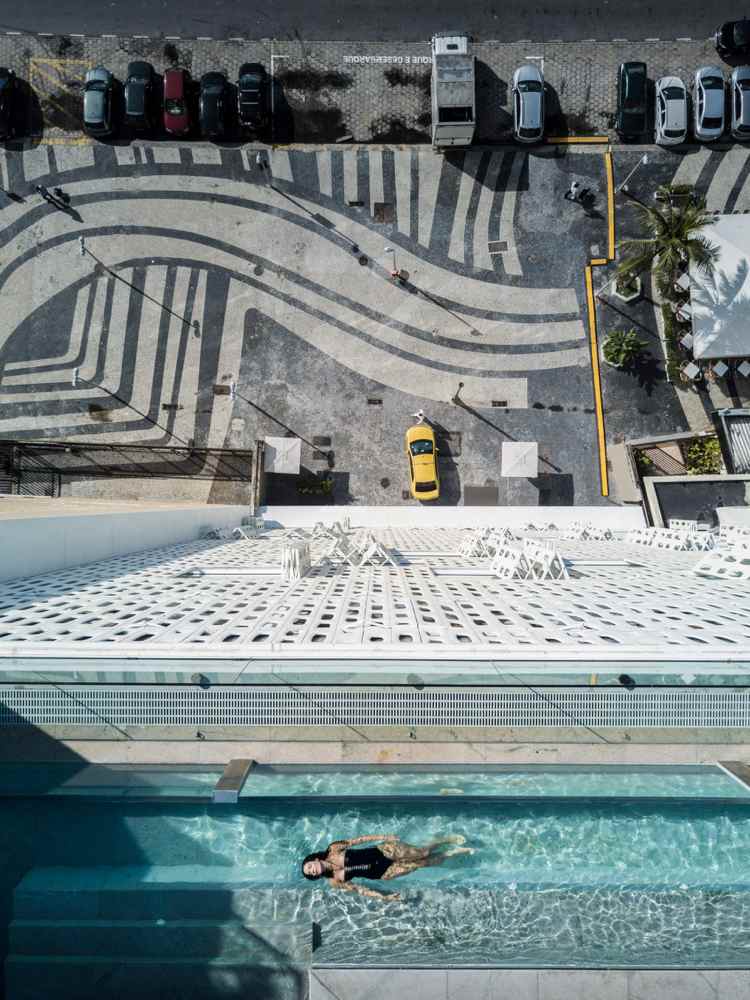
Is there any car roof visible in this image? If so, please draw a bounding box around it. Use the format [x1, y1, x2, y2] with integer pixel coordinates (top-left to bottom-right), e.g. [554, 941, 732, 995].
[86, 66, 111, 83]
[164, 68, 187, 96]
[520, 91, 542, 126]
[734, 66, 750, 83]
[515, 63, 542, 83]
[201, 72, 226, 84]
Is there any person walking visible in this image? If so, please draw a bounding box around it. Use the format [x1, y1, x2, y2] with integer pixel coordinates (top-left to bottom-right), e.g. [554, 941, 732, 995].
[565, 180, 581, 202]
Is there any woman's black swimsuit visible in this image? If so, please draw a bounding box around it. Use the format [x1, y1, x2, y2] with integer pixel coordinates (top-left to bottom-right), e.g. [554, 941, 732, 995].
[343, 846, 392, 881]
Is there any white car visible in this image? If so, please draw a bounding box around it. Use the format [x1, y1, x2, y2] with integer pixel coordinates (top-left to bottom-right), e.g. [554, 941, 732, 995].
[655, 76, 687, 145]
[694, 66, 725, 141]
[512, 63, 544, 143]
[731, 65, 750, 139]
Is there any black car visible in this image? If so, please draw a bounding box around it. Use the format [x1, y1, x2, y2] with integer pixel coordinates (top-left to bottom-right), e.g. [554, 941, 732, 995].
[616, 61, 648, 140]
[124, 61, 155, 130]
[0, 68, 17, 140]
[199, 72, 228, 139]
[237, 62, 268, 133]
[715, 19, 750, 60]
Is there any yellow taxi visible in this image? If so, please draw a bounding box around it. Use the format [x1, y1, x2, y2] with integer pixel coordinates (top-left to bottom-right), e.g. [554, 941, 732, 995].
[405, 423, 440, 501]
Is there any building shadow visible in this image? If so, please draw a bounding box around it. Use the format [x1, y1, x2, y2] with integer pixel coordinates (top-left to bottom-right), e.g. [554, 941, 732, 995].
[475, 61, 511, 141]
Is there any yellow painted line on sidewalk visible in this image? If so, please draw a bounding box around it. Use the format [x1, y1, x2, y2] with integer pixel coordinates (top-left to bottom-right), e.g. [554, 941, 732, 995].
[42, 136, 93, 146]
[604, 150, 615, 259]
[546, 135, 610, 144]
[585, 264, 609, 497]
[590, 257, 608, 266]
[590, 674, 598, 685]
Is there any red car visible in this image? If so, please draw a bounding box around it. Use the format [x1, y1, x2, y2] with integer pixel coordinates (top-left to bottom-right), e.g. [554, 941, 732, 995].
[163, 67, 191, 136]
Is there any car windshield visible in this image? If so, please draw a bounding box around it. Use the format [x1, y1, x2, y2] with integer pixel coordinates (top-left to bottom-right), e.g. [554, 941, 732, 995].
[703, 116, 722, 128]
[165, 99, 185, 115]
[0, 77, 10, 91]
[662, 86, 683, 100]
[415, 481, 437, 492]
[519, 126, 540, 137]
[517, 80, 542, 92]
[241, 74, 261, 86]
[410, 440, 434, 456]
[703, 76, 724, 90]
[665, 128, 684, 138]
[87, 80, 106, 92]
[739, 79, 750, 91]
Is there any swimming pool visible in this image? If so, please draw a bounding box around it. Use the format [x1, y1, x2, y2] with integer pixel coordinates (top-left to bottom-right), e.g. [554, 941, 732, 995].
[3, 763, 750, 997]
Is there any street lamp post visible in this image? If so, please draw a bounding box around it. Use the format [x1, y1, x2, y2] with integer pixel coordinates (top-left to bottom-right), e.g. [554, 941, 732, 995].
[384, 245, 398, 277]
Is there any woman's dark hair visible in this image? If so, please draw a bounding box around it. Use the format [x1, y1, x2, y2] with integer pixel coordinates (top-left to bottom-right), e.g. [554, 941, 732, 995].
[301, 850, 331, 881]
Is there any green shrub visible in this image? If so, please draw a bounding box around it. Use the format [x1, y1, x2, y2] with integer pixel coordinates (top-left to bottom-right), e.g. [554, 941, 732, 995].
[635, 450, 656, 476]
[602, 329, 646, 367]
[660, 305, 683, 383]
[684, 437, 723, 475]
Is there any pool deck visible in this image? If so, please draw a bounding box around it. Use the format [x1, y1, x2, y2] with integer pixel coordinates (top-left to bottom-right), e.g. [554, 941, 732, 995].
[4, 735, 750, 768]
[310, 969, 750, 1000]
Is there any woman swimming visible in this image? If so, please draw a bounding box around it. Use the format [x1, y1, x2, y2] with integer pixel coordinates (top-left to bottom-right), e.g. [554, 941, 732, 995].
[301, 833, 471, 901]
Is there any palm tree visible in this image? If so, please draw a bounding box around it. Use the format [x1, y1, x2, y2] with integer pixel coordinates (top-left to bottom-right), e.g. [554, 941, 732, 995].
[617, 184, 720, 297]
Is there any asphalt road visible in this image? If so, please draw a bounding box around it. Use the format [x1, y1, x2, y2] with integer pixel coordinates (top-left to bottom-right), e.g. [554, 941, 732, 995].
[0, 0, 742, 42]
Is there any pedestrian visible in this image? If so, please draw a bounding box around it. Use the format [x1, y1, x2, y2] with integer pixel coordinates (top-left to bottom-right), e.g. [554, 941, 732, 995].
[35, 183, 50, 200]
[53, 186, 70, 205]
[565, 180, 581, 202]
[255, 151, 264, 170]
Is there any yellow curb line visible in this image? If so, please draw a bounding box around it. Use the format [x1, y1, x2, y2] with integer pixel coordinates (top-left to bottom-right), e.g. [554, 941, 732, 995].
[40, 136, 93, 146]
[590, 673, 598, 685]
[590, 257, 608, 266]
[585, 262, 609, 497]
[604, 149, 615, 259]
[546, 135, 610, 144]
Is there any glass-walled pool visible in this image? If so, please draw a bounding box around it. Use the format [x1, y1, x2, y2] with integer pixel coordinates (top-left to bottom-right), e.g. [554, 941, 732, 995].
[2, 762, 750, 991]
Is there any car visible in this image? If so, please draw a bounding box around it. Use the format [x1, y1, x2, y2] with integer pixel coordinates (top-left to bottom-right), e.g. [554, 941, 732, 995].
[199, 72, 228, 139]
[694, 66, 725, 141]
[83, 66, 114, 138]
[512, 63, 544, 143]
[163, 67, 191, 136]
[405, 423, 440, 502]
[655, 76, 687, 145]
[616, 61, 648, 140]
[0, 67, 17, 140]
[732, 66, 750, 139]
[124, 60, 155, 130]
[237, 62, 268, 133]
[715, 19, 750, 60]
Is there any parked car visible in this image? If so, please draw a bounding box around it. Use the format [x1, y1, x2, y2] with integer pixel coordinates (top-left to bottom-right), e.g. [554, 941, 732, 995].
[199, 72, 228, 139]
[655, 76, 687, 145]
[237, 63, 268, 133]
[124, 60, 155, 130]
[615, 61, 648, 140]
[163, 67, 191, 136]
[731, 66, 750, 139]
[405, 424, 440, 502]
[83, 66, 114, 138]
[0, 67, 18, 140]
[512, 63, 544, 143]
[694, 66, 725, 141]
[715, 19, 750, 60]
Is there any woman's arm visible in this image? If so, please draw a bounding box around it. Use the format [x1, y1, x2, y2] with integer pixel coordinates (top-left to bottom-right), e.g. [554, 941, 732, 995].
[343, 834, 399, 847]
[332, 881, 400, 902]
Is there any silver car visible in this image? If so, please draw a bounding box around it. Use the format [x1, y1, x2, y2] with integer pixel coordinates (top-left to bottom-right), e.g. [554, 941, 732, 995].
[512, 63, 544, 143]
[655, 76, 687, 145]
[732, 66, 750, 139]
[83, 66, 113, 137]
[694, 66, 725, 141]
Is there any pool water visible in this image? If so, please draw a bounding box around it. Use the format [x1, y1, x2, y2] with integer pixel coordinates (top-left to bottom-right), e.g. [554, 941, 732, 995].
[5, 791, 750, 969]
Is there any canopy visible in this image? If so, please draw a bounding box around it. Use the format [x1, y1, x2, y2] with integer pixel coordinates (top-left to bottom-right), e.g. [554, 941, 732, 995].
[690, 215, 750, 359]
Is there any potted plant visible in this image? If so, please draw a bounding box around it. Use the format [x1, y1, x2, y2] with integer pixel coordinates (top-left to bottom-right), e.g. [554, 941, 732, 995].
[602, 328, 646, 368]
[613, 271, 642, 303]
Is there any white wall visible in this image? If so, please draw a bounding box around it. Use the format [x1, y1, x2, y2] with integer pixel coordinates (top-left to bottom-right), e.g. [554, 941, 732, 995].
[260, 504, 646, 530]
[0, 504, 248, 582]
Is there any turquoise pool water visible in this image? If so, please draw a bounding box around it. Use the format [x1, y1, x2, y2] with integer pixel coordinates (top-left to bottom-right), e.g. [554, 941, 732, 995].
[4, 776, 750, 969]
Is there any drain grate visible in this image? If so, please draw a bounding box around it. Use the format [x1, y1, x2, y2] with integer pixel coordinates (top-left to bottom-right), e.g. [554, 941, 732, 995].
[1, 686, 749, 729]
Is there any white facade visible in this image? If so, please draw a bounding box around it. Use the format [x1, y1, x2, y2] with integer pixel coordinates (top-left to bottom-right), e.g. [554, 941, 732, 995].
[0, 517, 748, 673]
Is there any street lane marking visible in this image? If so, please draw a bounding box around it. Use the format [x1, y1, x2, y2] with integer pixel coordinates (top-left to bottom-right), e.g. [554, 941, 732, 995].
[604, 150, 615, 259]
[585, 263, 609, 497]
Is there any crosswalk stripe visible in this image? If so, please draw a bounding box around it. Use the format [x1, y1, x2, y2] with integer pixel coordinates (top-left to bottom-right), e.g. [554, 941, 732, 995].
[316, 151, 332, 198]
[101, 270, 134, 391]
[22, 145, 51, 181]
[448, 152, 481, 264]
[670, 146, 711, 187]
[499, 154, 524, 276]
[731, 168, 750, 211]
[369, 150, 384, 217]
[170, 269, 204, 442]
[269, 149, 293, 183]
[53, 145, 95, 173]
[417, 152, 442, 247]
[705, 148, 749, 210]
[394, 150, 411, 237]
[114, 146, 136, 166]
[474, 154, 503, 271]
[77, 276, 108, 383]
[343, 151, 358, 203]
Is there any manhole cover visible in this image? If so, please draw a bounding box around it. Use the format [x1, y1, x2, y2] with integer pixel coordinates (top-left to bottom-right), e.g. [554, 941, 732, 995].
[373, 202, 394, 223]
